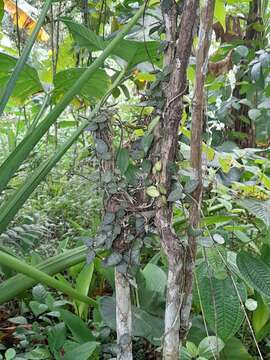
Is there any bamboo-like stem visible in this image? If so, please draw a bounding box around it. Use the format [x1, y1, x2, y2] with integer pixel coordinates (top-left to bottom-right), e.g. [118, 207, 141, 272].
[0, 249, 97, 307]
[0, 245, 87, 304]
[0, 0, 53, 116]
[0, 4, 146, 195]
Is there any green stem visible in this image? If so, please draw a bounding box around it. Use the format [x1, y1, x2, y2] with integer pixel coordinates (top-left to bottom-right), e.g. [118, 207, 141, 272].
[0, 248, 97, 306]
[0, 245, 87, 304]
[0, 4, 146, 194]
[0, 0, 53, 116]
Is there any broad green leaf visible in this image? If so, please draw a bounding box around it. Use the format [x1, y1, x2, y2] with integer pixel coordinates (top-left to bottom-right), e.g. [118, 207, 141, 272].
[116, 148, 130, 174]
[53, 68, 109, 102]
[4, 348, 16, 360]
[236, 198, 270, 227]
[59, 309, 94, 343]
[194, 273, 246, 341]
[198, 336, 224, 359]
[220, 337, 253, 360]
[99, 296, 163, 345]
[142, 263, 166, 294]
[62, 20, 161, 68]
[63, 342, 99, 360]
[0, 53, 43, 103]
[47, 323, 66, 353]
[237, 251, 270, 298]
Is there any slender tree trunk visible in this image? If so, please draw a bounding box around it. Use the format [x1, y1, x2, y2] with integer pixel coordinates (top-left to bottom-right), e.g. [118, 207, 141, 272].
[115, 269, 132, 360]
[156, 1, 198, 359]
[181, 0, 215, 347]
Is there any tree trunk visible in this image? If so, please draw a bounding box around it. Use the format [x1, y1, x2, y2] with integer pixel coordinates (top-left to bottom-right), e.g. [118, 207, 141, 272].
[115, 269, 132, 360]
[157, 1, 198, 358]
[181, 0, 215, 345]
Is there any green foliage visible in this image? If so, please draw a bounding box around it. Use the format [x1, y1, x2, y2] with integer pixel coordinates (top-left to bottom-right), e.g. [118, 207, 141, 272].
[99, 296, 163, 345]
[237, 251, 270, 298]
[194, 271, 246, 341]
[0, 53, 43, 103]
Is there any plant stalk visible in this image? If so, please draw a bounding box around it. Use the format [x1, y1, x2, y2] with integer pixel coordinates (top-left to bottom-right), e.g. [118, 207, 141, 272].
[0, 248, 97, 306]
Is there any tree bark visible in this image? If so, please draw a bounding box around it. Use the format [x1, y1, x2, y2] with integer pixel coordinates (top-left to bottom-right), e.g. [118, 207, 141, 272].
[156, 1, 198, 359]
[181, 0, 215, 346]
[115, 269, 132, 360]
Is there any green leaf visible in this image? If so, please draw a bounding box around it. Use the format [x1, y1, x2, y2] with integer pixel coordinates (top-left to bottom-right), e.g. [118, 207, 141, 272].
[99, 296, 163, 345]
[59, 309, 94, 343]
[95, 139, 108, 154]
[186, 342, 198, 357]
[184, 179, 199, 194]
[103, 252, 122, 267]
[235, 45, 249, 58]
[62, 20, 161, 68]
[75, 263, 94, 318]
[167, 187, 182, 202]
[141, 134, 154, 154]
[214, 0, 226, 29]
[116, 148, 130, 174]
[220, 337, 253, 360]
[53, 68, 109, 102]
[248, 109, 261, 121]
[29, 301, 48, 317]
[4, 348, 16, 360]
[0, 53, 43, 103]
[252, 293, 270, 336]
[198, 336, 224, 359]
[146, 186, 160, 198]
[142, 263, 166, 295]
[194, 274, 246, 341]
[236, 198, 270, 227]
[237, 251, 270, 298]
[63, 342, 99, 360]
[47, 323, 66, 353]
[26, 347, 51, 359]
